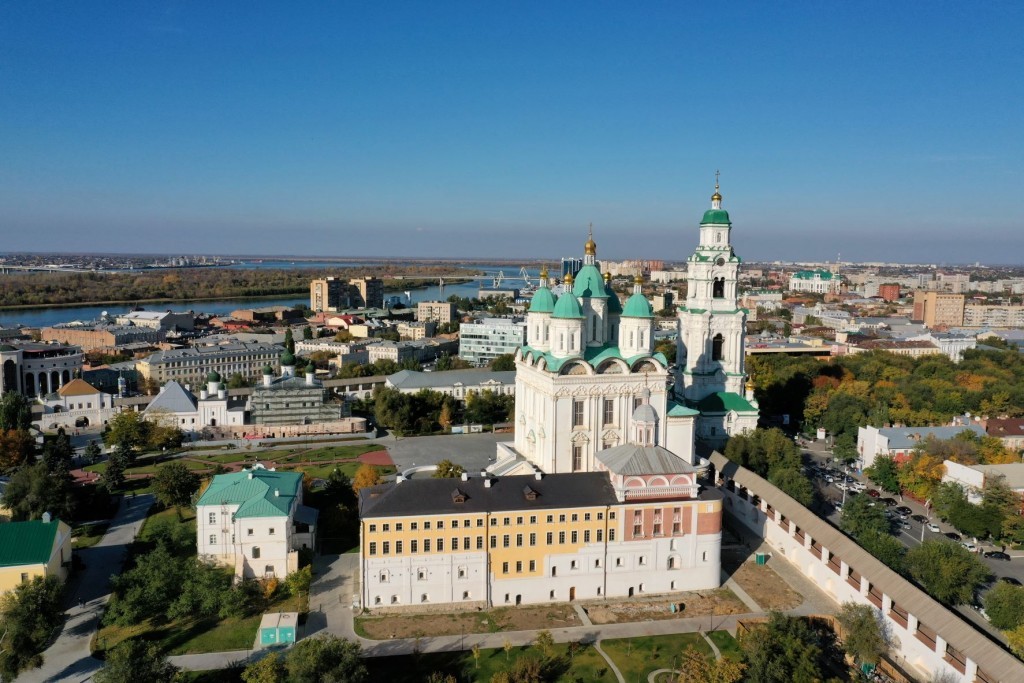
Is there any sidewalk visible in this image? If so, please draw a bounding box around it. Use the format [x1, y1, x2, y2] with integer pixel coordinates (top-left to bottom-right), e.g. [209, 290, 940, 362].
[21, 494, 154, 683]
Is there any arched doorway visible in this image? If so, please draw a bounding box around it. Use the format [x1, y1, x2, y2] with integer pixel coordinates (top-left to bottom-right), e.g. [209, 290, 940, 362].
[2, 359, 17, 393]
[51, 370, 60, 391]
[711, 334, 724, 361]
[38, 373, 48, 396]
[24, 373, 35, 396]
[62, 369, 71, 385]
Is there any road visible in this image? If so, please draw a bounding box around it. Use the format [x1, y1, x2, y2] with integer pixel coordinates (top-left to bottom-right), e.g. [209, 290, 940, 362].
[799, 439, 1021, 641]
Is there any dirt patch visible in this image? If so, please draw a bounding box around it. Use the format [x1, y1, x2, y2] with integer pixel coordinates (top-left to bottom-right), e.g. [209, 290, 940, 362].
[585, 588, 747, 625]
[357, 604, 578, 639]
[729, 559, 802, 611]
[359, 449, 394, 466]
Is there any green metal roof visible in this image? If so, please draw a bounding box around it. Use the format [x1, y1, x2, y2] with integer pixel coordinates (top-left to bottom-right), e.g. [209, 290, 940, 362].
[605, 284, 623, 314]
[207, 370, 222, 383]
[571, 265, 609, 299]
[552, 292, 585, 319]
[700, 209, 732, 225]
[622, 292, 654, 318]
[196, 468, 301, 518]
[667, 400, 700, 417]
[792, 269, 835, 280]
[521, 344, 667, 373]
[695, 391, 757, 414]
[528, 286, 556, 313]
[0, 519, 60, 567]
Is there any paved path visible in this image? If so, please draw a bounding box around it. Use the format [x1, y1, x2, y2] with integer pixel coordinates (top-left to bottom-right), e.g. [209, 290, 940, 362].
[20, 494, 154, 683]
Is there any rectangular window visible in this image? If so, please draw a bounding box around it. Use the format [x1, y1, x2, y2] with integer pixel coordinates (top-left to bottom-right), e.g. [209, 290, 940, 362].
[395, 541, 403, 553]
[559, 514, 566, 522]
[502, 562, 509, 574]
[247, 528, 254, 536]
[546, 515, 553, 523]
[529, 560, 536, 571]
[369, 524, 377, 533]
[653, 523, 662, 536]
[603, 398, 614, 425]
[452, 537, 459, 551]
[411, 539, 418, 553]
[529, 533, 536, 546]
[208, 513, 216, 524]
[584, 513, 591, 521]
[382, 524, 390, 532]
[437, 520, 444, 529]
[529, 515, 537, 524]
[516, 561, 523, 573]
[437, 539, 444, 552]
[395, 523, 403, 531]
[571, 530, 578, 543]
[572, 399, 584, 427]
[503, 535, 510, 548]
[672, 522, 681, 534]
[411, 522, 418, 530]
[609, 529, 616, 541]
[633, 524, 642, 538]
[424, 521, 431, 530]
[516, 534, 523, 547]
[559, 531, 566, 544]
[597, 512, 604, 520]
[516, 516, 523, 525]
[269, 528, 275, 535]
[571, 513, 578, 522]
[369, 542, 377, 556]
[423, 539, 431, 552]
[490, 535, 497, 549]
[463, 536, 470, 549]
[382, 541, 390, 555]
[546, 532, 553, 545]
[572, 446, 583, 472]
[503, 517, 510, 526]
[584, 530, 591, 543]
[476, 536, 484, 550]
[209, 534, 216, 545]
[477, 519, 484, 527]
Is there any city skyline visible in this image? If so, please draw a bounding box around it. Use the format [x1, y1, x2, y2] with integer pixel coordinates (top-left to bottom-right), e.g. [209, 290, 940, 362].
[2, 3, 1022, 262]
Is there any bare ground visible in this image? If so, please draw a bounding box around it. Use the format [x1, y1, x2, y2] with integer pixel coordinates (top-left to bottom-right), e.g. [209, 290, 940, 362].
[357, 604, 580, 639]
[585, 587, 747, 625]
[722, 547, 802, 611]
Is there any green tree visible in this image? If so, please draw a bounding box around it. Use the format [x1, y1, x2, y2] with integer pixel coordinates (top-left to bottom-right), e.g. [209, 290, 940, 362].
[983, 581, 1024, 630]
[0, 575, 64, 680]
[904, 540, 990, 605]
[1, 462, 75, 521]
[242, 652, 286, 683]
[841, 494, 890, 538]
[0, 428, 36, 473]
[533, 629, 554, 657]
[865, 454, 900, 494]
[104, 451, 128, 490]
[303, 325, 314, 340]
[768, 466, 813, 506]
[740, 612, 830, 683]
[1008, 624, 1024, 659]
[83, 440, 103, 465]
[152, 461, 201, 516]
[858, 530, 906, 573]
[94, 639, 179, 683]
[835, 602, 887, 665]
[227, 372, 249, 389]
[833, 432, 858, 465]
[489, 354, 516, 371]
[433, 459, 465, 479]
[284, 635, 367, 683]
[284, 328, 295, 355]
[0, 391, 32, 432]
[41, 428, 74, 475]
[104, 410, 147, 463]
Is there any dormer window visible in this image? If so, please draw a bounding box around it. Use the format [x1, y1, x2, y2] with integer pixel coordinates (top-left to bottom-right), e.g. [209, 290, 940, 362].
[522, 486, 538, 501]
[451, 488, 466, 504]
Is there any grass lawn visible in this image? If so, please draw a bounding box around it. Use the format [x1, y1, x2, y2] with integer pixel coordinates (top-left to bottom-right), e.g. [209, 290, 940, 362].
[283, 461, 395, 480]
[602, 633, 712, 682]
[139, 506, 197, 541]
[366, 640, 615, 683]
[72, 521, 109, 548]
[275, 444, 380, 463]
[706, 629, 741, 659]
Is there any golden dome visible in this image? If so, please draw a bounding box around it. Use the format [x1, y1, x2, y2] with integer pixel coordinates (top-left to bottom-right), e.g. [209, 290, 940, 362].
[603, 271, 611, 283]
[564, 272, 574, 285]
[584, 223, 596, 255]
[539, 265, 549, 280]
[634, 273, 643, 285]
[711, 190, 722, 202]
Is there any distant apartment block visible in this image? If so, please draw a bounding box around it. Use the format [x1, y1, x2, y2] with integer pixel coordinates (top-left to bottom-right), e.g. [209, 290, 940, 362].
[788, 269, 842, 294]
[856, 424, 986, 470]
[877, 283, 901, 302]
[41, 324, 162, 352]
[912, 291, 964, 328]
[310, 277, 384, 312]
[138, 341, 282, 386]
[396, 321, 437, 340]
[459, 318, 526, 366]
[416, 301, 457, 324]
[367, 338, 458, 365]
[652, 291, 674, 312]
[963, 303, 1024, 328]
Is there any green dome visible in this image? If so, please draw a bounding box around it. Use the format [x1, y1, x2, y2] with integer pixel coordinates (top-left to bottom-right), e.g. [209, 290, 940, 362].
[701, 209, 731, 225]
[605, 284, 623, 314]
[552, 292, 585, 319]
[0, 344, 15, 352]
[206, 370, 221, 383]
[622, 292, 654, 318]
[528, 286, 556, 313]
[280, 349, 296, 366]
[262, 364, 274, 375]
[571, 264, 608, 298]
[306, 360, 316, 373]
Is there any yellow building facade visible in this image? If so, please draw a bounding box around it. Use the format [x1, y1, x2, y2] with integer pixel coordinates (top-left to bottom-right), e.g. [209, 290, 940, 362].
[0, 517, 73, 594]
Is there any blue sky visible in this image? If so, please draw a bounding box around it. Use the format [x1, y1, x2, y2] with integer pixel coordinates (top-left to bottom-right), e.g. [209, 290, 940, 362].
[1, 2, 1022, 263]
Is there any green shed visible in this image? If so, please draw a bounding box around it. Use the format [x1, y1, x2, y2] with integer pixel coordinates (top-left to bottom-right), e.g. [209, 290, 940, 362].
[258, 612, 298, 647]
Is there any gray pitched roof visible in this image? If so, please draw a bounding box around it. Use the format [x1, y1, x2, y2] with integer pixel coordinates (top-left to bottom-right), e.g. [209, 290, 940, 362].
[145, 381, 198, 414]
[879, 424, 986, 450]
[387, 369, 516, 390]
[359, 472, 617, 518]
[596, 445, 697, 476]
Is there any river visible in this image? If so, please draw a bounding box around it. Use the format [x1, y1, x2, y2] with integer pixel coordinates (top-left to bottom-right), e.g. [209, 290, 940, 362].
[0, 266, 544, 329]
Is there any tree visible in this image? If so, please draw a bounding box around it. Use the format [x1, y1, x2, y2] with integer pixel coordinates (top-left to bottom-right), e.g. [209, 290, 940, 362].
[227, 372, 249, 389]
[284, 635, 367, 683]
[865, 454, 900, 494]
[1, 462, 75, 521]
[284, 328, 295, 355]
[242, 652, 286, 683]
[983, 581, 1024, 630]
[93, 639, 179, 683]
[83, 440, 103, 465]
[1007, 624, 1024, 659]
[904, 540, 990, 606]
[768, 466, 813, 506]
[104, 451, 128, 490]
[833, 432, 858, 465]
[0, 391, 32, 432]
[0, 428, 36, 472]
[0, 575, 64, 680]
[303, 325, 314, 340]
[438, 402, 453, 431]
[675, 645, 745, 683]
[433, 459, 465, 479]
[105, 410, 147, 463]
[40, 428, 72, 475]
[490, 354, 516, 371]
[835, 602, 887, 665]
[841, 494, 889, 538]
[740, 612, 830, 683]
[503, 638, 513, 662]
[533, 629, 554, 658]
[472, 644, 481, 670]
[351, 464, 382, 493]
[858, 530, 906, 573]
[152, 461, 200, 515]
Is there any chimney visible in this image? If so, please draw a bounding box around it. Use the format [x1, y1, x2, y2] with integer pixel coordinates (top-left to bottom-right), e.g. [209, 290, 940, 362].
[218, 388, 226, 399]
[247, 472, 254, 480]
[200, 390, 208, 400]
[534, 471, 542, 481]
[306, 368, 315, 386]
[274, 489, 280, 497]
[460, 471, 469, 482]
[42, 511, 51, 523]
[484, 477, 492, 488]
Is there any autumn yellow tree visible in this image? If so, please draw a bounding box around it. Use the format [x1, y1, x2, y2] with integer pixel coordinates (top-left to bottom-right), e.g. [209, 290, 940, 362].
[352, 463, 382, 493]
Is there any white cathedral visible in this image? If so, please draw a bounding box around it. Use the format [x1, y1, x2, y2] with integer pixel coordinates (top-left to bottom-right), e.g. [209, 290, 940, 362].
[503, 182, 759, 476]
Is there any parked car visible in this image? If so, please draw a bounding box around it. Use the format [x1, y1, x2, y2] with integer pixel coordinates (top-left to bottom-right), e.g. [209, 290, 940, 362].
[984, 551, 1011, 561]
[895, 506, 913, 515]
[880, 498, 898, 507]
[927, 523, 941, 533]
[899, 522, 912, 530]
[866, 489, 880, 498]
[946, 532, 962, 542]
[962, 542, 977, 552]
[912, 514, 928, 523]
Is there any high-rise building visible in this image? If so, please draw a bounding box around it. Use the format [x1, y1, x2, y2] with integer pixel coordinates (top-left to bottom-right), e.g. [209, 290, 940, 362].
[310, 277, 347, 312]
[912, 291, 965, 328]
[350, 276, 384, 309]
[417, 301, 457, 324]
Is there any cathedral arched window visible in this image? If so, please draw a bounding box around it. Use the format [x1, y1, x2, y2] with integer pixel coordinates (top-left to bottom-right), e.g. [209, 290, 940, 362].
[716, 232, 722, 243]
[712, 334, 724, 362]
[712, 277, 725, 299]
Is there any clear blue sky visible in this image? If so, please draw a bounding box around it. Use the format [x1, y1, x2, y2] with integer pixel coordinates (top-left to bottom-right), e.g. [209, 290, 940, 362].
[2, 2, 1022, 263]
